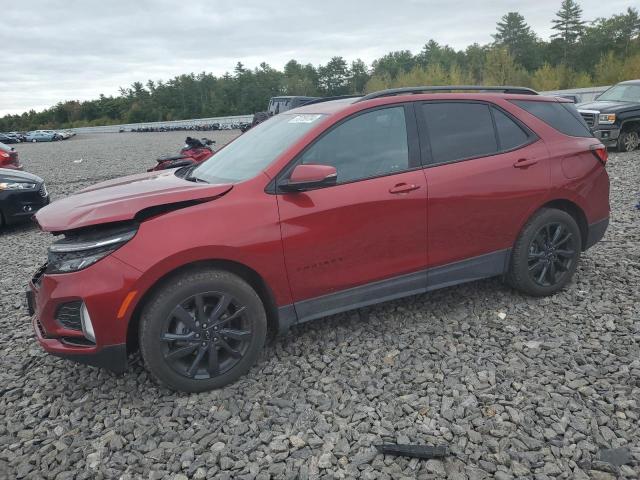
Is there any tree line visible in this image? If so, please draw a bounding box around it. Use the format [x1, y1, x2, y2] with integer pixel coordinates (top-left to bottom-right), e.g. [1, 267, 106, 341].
[2, 0, 639, 132]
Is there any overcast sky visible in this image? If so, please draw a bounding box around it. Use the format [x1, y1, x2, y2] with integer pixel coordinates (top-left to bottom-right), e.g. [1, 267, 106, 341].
[1, 0, 636, 116]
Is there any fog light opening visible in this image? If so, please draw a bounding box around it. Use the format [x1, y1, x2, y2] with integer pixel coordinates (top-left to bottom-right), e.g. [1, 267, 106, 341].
[80, 302, 96, 343]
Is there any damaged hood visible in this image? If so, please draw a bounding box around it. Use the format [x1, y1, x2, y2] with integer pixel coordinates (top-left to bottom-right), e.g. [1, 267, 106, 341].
[36, 169, 232, 232]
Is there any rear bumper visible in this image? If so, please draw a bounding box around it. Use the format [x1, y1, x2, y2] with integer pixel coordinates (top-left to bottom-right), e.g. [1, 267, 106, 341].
[0, 163, 24, 171]
[585, 217, 609, 250]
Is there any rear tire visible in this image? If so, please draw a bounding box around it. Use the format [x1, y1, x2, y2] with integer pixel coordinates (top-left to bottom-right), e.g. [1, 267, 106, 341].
[617, 129, 639, 152]
[507, 208, 581, 297]
[139, 268, 267, 392]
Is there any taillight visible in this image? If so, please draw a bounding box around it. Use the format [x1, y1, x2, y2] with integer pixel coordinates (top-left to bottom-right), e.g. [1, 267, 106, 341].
[590, 145, 608, 165]
[0, 152, 8, 158]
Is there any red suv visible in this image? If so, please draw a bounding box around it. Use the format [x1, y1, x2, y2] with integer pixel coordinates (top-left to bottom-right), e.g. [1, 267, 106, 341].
[29, 86, 610, 392]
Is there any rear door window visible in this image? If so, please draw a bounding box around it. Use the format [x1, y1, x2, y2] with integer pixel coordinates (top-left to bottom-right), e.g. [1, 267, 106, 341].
[511, 100, 592, 137]
[421, 102, 498, 164]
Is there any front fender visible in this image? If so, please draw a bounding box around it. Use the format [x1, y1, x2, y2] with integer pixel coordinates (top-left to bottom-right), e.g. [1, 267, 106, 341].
[111, 181, 291, 322]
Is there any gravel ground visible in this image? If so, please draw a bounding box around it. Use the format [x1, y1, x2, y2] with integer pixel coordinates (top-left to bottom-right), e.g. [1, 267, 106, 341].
[1, 134, 639, 480]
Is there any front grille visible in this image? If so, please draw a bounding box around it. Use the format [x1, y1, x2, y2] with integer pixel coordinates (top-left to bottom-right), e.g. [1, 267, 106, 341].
[38, 183, 48, 197]
[580, 112, 596, 128]
[55, 301, 82, 331]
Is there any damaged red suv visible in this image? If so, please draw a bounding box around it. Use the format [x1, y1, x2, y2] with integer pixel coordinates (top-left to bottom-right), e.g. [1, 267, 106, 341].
[29, 86, 610, 392]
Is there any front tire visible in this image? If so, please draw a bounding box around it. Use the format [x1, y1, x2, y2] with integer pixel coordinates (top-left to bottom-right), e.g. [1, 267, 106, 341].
[617, 129, 639, 152]
[139, 268, 267, 392]
[507, 208, 581, 297]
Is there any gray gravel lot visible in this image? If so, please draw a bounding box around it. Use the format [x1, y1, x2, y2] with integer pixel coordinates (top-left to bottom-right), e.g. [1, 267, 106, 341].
[1, 133, 639, 480]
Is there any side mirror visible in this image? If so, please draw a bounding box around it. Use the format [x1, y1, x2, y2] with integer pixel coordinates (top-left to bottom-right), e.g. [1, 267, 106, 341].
[281, 164, 337, 192]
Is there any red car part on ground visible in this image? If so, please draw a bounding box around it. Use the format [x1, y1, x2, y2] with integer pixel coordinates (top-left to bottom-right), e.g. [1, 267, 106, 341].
[0, 142, 23, 170]
[29, 87, 610, 392]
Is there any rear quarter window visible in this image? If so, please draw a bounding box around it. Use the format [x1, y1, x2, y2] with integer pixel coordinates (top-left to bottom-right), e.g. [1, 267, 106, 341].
[491, 107, 531, 151]
[511, 100, 593, 138]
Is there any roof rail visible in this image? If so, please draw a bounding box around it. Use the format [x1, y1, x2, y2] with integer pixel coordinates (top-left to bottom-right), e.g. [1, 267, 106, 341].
[357, 85, 538, 102]
[302, 95, 362, 106]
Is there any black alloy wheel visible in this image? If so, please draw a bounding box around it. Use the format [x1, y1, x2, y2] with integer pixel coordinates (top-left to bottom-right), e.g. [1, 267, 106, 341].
[507, 208, 582, 296]
[527, 222, 577, 287]
[161, 292, 252, 379]
[140, 269, 267, 392]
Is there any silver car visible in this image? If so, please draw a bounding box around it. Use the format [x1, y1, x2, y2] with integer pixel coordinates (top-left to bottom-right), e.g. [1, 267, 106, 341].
[25, 131, 56, 142]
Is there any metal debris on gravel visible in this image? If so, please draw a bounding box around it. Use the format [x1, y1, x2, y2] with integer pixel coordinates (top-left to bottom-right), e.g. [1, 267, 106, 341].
[1, 133, 639, 479]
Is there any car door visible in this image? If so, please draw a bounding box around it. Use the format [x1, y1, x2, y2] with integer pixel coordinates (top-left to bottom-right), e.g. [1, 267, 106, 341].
[416, 100, 550, 285]
[276, 105, 428, 322]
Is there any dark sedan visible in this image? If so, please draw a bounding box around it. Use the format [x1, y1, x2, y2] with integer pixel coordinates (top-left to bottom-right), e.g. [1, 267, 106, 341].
[0, 168, 50, 228]
[0, 133, 20, 144]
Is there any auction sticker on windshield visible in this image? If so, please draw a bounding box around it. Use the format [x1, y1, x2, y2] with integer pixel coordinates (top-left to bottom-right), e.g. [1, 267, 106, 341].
[288, 114, 322, 123]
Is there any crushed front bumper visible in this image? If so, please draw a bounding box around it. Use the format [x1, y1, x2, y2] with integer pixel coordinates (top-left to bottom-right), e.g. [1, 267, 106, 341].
[32, 313, 127, 373]
[28, 255, 141, 374]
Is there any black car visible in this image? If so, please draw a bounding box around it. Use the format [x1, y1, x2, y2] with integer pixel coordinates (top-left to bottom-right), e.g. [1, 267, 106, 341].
[0, 168, 50, 228]
[577, 79, 640, 152]
[11, 132, 28, 142]
[0, 133, 20, 144]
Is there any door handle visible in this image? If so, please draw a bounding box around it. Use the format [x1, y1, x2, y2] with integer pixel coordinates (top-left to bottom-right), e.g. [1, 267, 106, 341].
[513, 158, 538, 168]
[389, 183, 420, 194]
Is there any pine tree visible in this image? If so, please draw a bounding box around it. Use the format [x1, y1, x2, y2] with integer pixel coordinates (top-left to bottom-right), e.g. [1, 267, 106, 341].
[493, 12, 539, 70]
[552, 0, 586, 64]
[318, 57, 350, 96]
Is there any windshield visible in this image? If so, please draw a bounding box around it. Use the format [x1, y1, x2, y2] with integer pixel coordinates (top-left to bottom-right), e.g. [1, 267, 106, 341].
[598, 84, 640, 102]
[192, 113, 325, 183]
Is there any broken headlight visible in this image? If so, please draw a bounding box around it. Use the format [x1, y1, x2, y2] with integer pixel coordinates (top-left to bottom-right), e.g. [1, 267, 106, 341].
[47, 223, 137, 274]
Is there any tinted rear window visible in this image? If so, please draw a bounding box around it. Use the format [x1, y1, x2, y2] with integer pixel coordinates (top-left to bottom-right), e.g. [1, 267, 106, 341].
[422, 102, 498, 164]
[511, 100, 592, 137]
